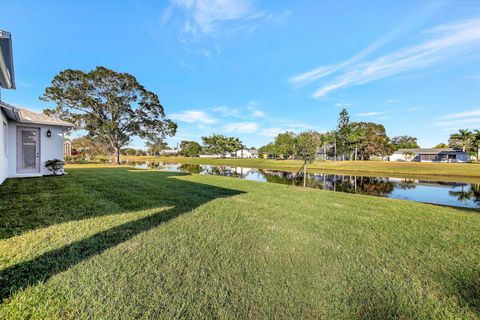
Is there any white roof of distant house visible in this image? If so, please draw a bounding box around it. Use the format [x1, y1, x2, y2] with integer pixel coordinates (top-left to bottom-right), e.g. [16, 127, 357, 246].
[160, 149, 178, 154]
[0, 101, 73, 127]
[393, 148, 463, 155]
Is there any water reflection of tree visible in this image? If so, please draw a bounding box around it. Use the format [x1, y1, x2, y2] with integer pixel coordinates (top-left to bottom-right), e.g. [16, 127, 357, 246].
[396, 179, 417, 190]
[448, 184, 480, 204]
[178, 164, 202, 174]
[260, 172, 395, 196]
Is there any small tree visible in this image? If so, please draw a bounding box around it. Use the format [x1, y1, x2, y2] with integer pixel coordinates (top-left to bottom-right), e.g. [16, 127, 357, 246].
[335, 108, 351, 160]
[45, 159, 65, 176]
[295, 131, 322, 187]
[403, 150, 414, 161]
[179, 140, 202, 157]
[435, 143, 449, 149]
[145, 137, 168, 156]
[41, 66, 177, 165]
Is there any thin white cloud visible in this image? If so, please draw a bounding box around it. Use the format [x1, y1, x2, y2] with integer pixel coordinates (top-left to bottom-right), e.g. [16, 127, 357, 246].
[434, 117, 480, 126]
[313, 18, 480, 97]
[385, 99, 398, 103]
[291, 18, 480, 98]
[213, 101, 266, 118]
[288, 11, 423, 87]
[438, 108, 480, 120]
[170, 110, 217, 124]
[356, 112, 384, 117]
[213, 106, 244, 118]
[224, 122, 258, 133]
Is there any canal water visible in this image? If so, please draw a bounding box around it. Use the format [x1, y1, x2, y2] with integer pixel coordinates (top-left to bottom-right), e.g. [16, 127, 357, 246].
[123, 161, 480, 209]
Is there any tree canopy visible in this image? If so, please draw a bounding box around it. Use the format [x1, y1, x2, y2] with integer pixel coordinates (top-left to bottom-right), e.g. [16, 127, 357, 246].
[273, 132, 297, 159]
[391, 136, 420, 150]
[145, 138, 168, 156]
[201, 134, 243, 155]
[179, 140, 202, 157]
[41, 66, 177, 164]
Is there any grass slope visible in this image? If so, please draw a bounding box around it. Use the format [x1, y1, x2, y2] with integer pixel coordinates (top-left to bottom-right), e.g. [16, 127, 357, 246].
[120, 156, 480, 180]
[0, 165, 479, 319]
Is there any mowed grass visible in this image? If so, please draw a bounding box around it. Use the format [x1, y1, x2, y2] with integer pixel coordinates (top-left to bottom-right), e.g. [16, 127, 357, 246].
[120, 155, 480, 179]
[0, 166, 479, 319]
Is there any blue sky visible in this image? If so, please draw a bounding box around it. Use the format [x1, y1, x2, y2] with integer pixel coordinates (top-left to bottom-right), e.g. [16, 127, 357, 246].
[1, 0, 480, 149]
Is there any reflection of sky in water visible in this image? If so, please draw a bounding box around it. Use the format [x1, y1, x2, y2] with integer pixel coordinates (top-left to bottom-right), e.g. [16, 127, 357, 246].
[122, 161, 480, 209]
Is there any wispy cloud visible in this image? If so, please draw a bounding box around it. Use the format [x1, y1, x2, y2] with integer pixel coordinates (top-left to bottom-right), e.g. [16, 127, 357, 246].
[224, 122, 258, 133]
[291, 18, 480, 98]
[438, 108, 480, 120]
[434, 108, 480, 127]
[163, 0, 266, 35]
[213, 100, 266, 119]
[170, 110, 217, 124]
[435, 118, 480, 126]
[251, 110, 265, 117]
[356, 112, 384, 117]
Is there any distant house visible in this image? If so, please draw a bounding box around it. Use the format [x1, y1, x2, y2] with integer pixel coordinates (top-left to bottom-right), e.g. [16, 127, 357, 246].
[390, 148, 468, 162]
[160, 149, 178, 156]
[64, 139, 72, 156]
[199, 154, 222, 158]
[235, 149, 259, 158]
[1, 30, 73, 185]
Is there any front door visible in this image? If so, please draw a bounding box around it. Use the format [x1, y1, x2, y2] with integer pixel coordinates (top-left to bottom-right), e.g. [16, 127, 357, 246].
[17, 127, 40, 173]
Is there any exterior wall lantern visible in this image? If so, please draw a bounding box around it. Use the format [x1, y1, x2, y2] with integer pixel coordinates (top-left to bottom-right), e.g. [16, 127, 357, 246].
[46, 129, 52, 138]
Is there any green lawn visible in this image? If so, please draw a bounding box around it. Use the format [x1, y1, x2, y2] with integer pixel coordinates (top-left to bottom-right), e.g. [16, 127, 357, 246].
[120, 155, 480, 180]
[1, 165, 479, 319]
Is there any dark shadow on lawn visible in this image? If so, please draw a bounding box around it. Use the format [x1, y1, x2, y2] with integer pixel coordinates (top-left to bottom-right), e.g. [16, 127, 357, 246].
[447, 267, 480, 316]
[0, 167, 238, 239]
[0, 167, 242, 303]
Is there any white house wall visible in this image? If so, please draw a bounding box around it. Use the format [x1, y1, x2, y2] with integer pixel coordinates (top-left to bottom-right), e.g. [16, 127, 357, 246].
[7, 122, 65, 178]
[0, 109, 8, 184]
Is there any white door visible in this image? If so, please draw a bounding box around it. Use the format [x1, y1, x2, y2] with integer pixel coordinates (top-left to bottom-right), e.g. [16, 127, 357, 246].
[17, 127, 40, 173]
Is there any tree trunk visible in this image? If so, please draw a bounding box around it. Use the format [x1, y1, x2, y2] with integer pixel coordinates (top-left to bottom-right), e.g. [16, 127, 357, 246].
[478, 146, 480, 161]
[334, 142, 337, 161]
[355, 147, 358, 161]
[303, 164, 307, 188]
[113, 147, 120, 165]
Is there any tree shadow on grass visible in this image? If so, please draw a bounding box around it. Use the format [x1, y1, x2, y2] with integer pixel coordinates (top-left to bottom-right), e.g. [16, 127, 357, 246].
[0, 167, 243, 303]
[0, 167, 237, 239]
[447, 267, 480, 317]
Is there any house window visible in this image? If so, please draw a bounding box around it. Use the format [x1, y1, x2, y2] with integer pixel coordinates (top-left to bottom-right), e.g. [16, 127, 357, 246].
[2, 121, 7, 157]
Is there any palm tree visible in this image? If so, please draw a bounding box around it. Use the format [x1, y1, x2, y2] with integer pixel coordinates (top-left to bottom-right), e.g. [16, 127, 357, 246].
[450, 129, 473, 153]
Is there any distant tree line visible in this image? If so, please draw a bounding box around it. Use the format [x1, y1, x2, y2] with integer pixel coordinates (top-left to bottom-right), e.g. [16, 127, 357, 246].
[260, 109, 403, 161]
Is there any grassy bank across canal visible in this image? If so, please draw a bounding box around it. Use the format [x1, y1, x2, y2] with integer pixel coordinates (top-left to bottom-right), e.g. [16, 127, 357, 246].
[119, 156, 480, 180]
[1, 165, 479, 319]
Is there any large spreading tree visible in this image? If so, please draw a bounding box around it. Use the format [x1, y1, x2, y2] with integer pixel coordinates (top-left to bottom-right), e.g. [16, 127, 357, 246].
[41, 66, 177, 164]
